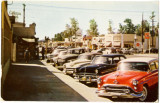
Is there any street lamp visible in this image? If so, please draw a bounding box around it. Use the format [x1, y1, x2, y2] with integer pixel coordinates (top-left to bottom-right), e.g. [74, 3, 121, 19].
[134, 34, 137, 48]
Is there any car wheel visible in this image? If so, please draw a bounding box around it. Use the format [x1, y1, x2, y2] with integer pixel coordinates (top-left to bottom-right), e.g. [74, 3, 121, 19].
[139, 86, 148, 102]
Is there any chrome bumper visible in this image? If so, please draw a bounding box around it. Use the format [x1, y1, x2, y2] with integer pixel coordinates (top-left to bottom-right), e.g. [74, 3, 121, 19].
[77, 74, 99, 82]
[65, 68, 75, 74]
[96, 85, 143, 98]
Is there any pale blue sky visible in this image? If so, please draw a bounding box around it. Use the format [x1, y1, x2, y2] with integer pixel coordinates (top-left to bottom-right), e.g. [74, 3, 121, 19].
[8, 0, 159, 40]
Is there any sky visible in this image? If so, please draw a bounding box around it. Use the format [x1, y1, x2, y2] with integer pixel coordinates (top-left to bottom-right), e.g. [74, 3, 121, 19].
[7, 0, 159, 40]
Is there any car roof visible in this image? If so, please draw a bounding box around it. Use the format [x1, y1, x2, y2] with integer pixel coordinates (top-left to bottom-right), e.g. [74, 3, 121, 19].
[120, 57, 158, 63]
[80, 52, 101, 56]
[68, 48, 85, 50]
[97, 54, 125, 57]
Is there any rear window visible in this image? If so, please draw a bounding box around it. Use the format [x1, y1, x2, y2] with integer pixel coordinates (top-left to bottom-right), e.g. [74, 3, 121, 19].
[117, 62, 149, 71]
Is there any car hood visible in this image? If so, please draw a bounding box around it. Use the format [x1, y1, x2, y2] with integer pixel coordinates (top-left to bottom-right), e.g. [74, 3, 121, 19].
[103, 70, 147, 85]
[78, 64, 106, 73]
[67, 59, 91, 67]
[60, 54, 78, 59]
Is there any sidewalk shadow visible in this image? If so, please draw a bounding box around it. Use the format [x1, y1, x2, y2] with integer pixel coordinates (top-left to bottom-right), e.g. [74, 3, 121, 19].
[2, 61, 87, 101]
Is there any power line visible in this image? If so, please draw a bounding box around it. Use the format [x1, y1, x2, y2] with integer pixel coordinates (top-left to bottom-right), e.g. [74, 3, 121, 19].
[8, 3, 158, 14]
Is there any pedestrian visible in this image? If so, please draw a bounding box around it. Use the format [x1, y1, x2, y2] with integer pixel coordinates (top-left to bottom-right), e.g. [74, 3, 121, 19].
[42, 46, 45, 60]
[24, 48, 30, 63]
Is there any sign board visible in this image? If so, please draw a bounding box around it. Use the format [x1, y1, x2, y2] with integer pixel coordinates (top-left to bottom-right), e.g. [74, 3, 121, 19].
[136, 43, 140, 47]
[145, 32, 150, 39]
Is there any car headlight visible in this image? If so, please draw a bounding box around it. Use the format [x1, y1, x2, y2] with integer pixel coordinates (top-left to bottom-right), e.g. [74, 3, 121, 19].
[132, 79, 138, 86]
[97, 78, 102, 84]
[74, 68, 77, 73]
[95, 69, 99, 74]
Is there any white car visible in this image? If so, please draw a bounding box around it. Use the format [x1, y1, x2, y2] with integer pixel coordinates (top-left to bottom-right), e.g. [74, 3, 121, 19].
[63, 52, 101, 75]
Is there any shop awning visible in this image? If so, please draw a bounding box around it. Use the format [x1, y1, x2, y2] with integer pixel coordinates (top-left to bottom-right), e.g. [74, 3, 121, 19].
[105, 42, 112, 47]
[22, 38, 35, 42]
[113, 42, 121, 46]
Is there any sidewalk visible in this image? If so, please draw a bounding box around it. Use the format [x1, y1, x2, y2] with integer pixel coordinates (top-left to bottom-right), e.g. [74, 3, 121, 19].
[2, 60, 86, 101]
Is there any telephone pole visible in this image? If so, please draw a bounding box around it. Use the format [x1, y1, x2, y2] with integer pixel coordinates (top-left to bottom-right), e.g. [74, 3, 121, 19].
[141, 13, 144, 53]
[23, 3, 26, 27]
[150, 11, 155, 47]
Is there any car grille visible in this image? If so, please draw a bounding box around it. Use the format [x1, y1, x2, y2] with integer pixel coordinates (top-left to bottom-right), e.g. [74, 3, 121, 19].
[103, 85, 134, 93]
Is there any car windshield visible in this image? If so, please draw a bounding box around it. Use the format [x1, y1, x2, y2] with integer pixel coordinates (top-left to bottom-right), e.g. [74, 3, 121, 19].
[58, 51, 67, 56]
[117, 62, 149, 71]
[91, 56, 111, 64]
[52, 49, 64, 54]
[78, 55, 92, 60]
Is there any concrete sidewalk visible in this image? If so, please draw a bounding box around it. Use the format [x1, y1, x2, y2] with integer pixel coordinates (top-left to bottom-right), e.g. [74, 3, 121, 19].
[2, 60, 87, 101]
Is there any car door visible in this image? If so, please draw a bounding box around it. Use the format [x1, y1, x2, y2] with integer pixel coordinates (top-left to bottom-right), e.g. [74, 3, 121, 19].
[101, 57, 117, 74]
[145, 61, 158, 87]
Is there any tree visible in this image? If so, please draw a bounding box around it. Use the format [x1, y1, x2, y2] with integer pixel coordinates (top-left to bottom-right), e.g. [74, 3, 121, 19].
[87, 19, 99, 36]
[108, 20, 114, 34]
[155, 22, 159, 36]
[54, 33, 64, 41]
[135, 20, 150, 36]
[70, 18, 79, 37]
[118, 23, 125, 34]
[123, 18, 135, 34]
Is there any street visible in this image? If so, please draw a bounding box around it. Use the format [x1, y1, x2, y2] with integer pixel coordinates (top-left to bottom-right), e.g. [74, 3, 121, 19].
[2, 54, 158, 102]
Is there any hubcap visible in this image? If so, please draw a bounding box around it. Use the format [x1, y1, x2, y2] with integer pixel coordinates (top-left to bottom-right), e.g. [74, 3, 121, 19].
[139, 86, 147, 101]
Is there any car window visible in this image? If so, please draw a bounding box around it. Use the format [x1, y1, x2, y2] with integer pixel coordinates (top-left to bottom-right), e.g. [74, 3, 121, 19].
[118, 62, 149, 71]
[150, 62, 157, 71]
[120, 56, 126, 60]
[155, 61, 158, 69]
[113, 57, 120, 64]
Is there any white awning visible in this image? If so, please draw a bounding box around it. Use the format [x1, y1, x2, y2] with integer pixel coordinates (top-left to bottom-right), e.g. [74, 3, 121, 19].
[105, 42, 112, 47]
[113, 42, 121, 46]
[22, 38, 35, 42]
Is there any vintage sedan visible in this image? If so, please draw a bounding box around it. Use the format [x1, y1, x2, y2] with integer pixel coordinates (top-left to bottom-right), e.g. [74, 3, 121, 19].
[51, 51, 67, 65]
[75, 54, 126, 84]
[55, 48, 85, 70]
[63, 52, 101, 75]
[96, 57, 158, 102]
[46, 48, 66, 63]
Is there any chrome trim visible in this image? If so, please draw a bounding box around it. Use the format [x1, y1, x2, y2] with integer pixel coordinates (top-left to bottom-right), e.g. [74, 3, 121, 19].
[96, 90, 143, 98]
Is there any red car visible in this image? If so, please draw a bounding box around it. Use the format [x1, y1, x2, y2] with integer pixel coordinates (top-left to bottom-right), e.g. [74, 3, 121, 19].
[96, 57, 158, 102]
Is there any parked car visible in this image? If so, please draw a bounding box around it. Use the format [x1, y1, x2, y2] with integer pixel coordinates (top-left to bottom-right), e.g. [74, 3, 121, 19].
[63, 52, 101, 75]
[75, 54, 126, 84]
[129, 48, 140, 54]
[96, 57, 158, 102]
[55, 48, 85, 70]
[46, 48, 66, 63]
[121, 48, 131, 55]
[103, 47, 116, 54]
[145, 48, 158, 53]
[51, 51, 68, 65]
[92, 48, 106, 54]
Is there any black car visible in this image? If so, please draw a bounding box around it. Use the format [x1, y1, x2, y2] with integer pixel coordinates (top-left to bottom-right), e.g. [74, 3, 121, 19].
[55, 48, 85, 70]
[74, 54, 126, 84]
[145, 48, 158, 53]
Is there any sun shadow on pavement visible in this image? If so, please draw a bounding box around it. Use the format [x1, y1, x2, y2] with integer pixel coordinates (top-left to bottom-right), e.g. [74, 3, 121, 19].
[2, 61, 87, 101]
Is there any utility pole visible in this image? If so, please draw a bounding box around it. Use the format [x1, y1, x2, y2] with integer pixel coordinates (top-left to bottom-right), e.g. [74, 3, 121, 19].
[23, 3, 26, 27]
[141, 13, 144, 53]
[150, 11, 155, 47]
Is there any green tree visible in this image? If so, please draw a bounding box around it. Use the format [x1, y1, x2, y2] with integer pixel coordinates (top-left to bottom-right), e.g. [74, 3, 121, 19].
[135, 20, 150, 36]
[87, 19, 99, 36]
[155, 22, 159, 36]
[108, 20, 114, 34]
[70, 18, 79, 36]
[123, 18, 135, 34]
[118, 23, 125, 34]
